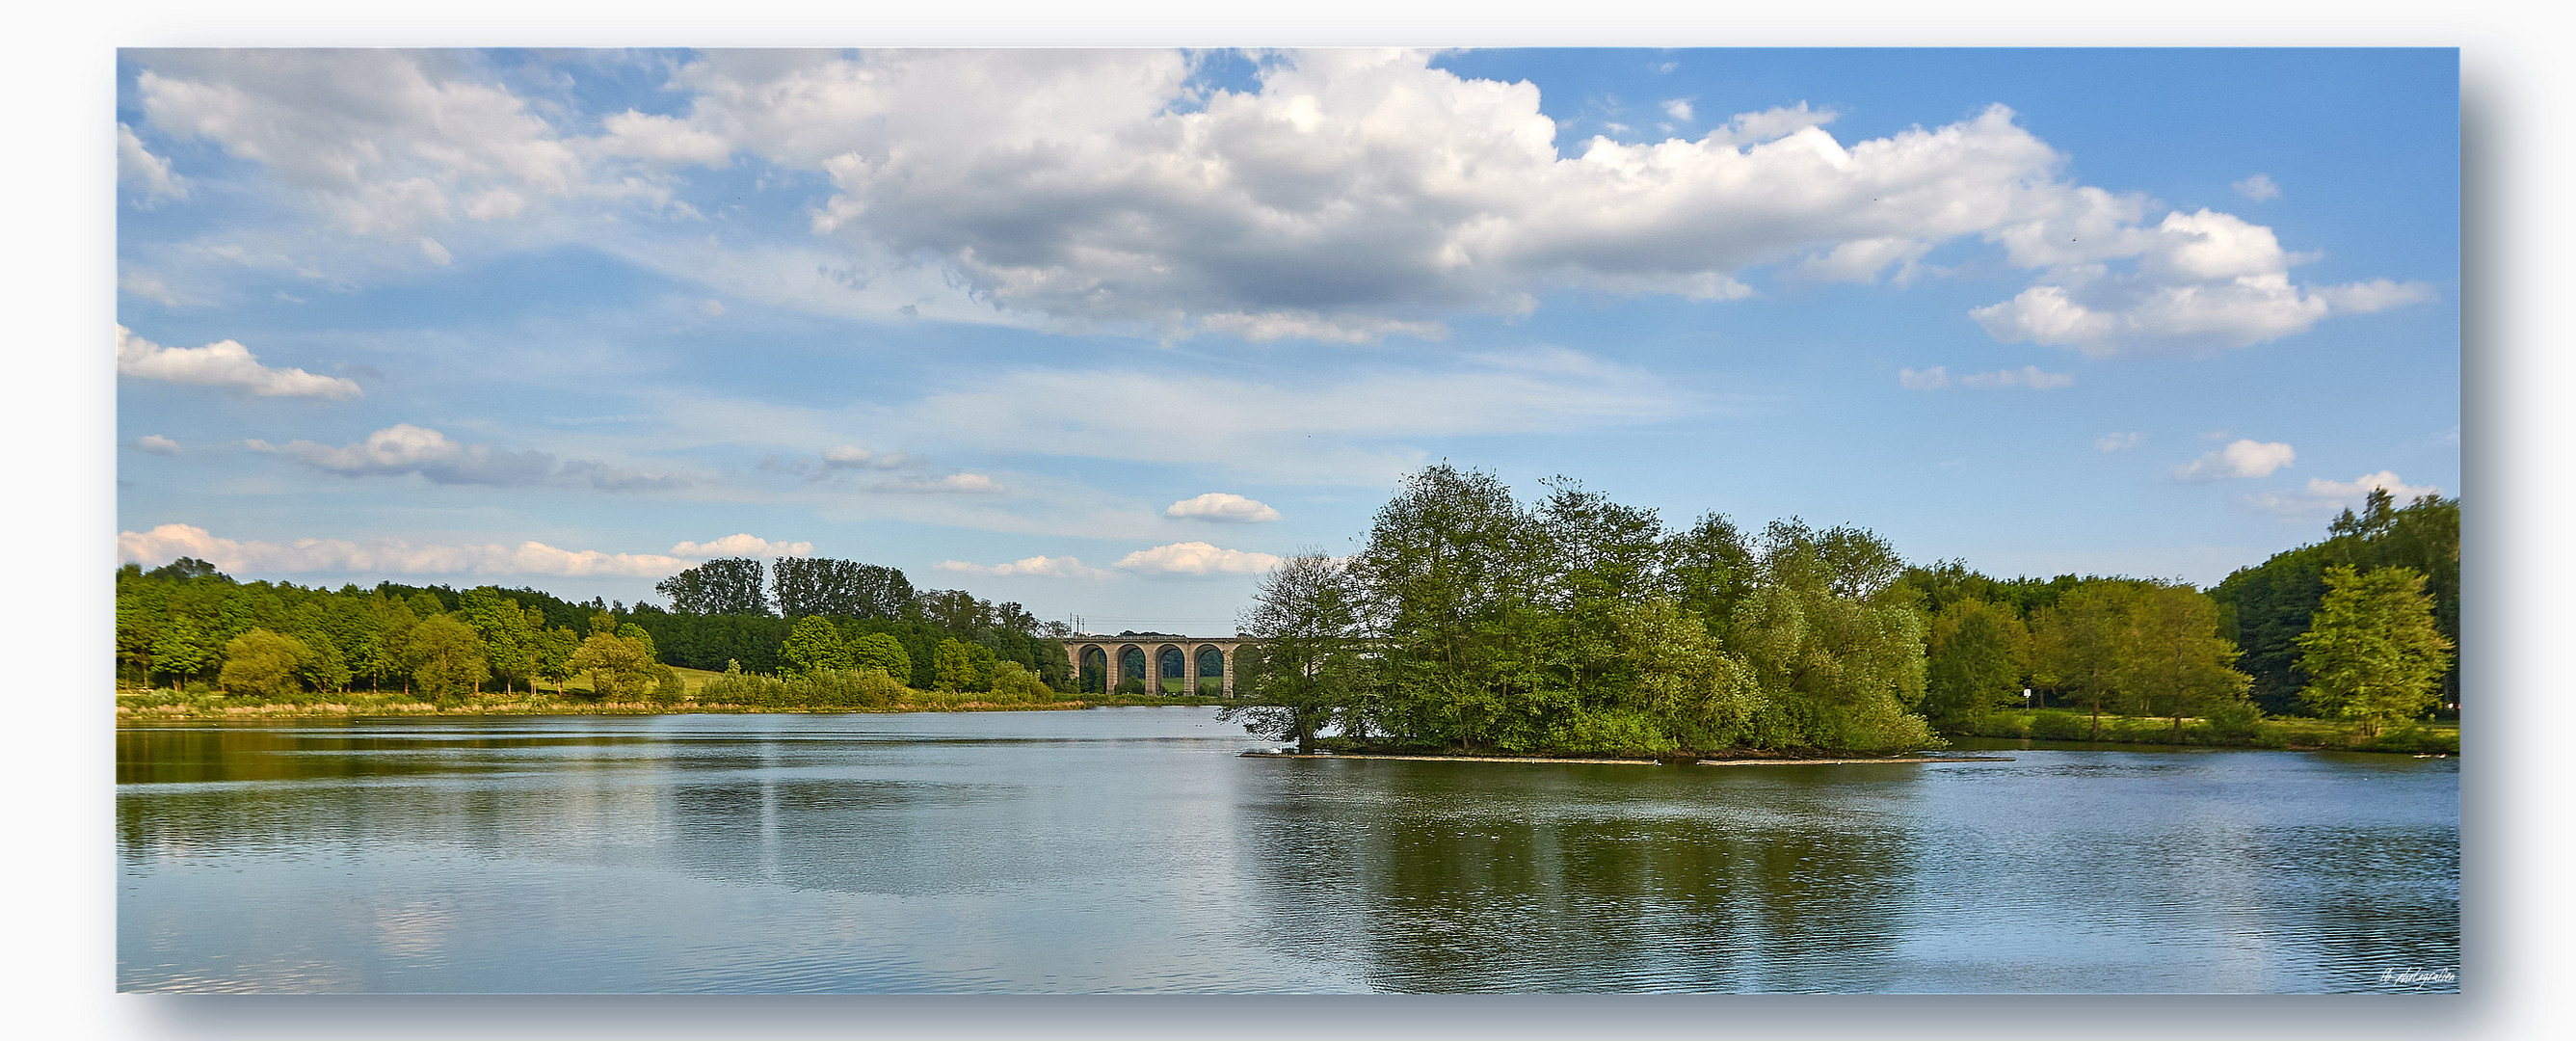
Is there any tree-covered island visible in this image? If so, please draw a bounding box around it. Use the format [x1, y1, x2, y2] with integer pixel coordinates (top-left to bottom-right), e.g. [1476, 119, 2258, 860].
[116, 464, 2456, 756]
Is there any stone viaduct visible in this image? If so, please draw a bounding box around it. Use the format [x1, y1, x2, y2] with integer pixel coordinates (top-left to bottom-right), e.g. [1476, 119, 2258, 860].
[1061, 636, 1242, 698]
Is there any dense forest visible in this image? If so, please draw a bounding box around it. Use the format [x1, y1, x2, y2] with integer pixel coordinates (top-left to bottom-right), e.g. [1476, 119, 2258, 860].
[113, 467, 2456, 753]
[1218, 467, 2457, 756]
[115, 555, 1072, 698]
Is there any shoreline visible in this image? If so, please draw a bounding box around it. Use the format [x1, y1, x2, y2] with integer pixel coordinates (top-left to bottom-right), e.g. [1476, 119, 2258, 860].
[114, 698, 1234, 722]
[1240, 751, 2016, 766]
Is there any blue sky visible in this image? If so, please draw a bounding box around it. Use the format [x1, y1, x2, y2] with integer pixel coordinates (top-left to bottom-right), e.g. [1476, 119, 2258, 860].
[112, 48, 2459, 632]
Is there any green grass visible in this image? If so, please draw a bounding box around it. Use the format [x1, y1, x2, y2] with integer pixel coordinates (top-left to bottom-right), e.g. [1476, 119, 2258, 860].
[1954, 708, 2457, 755]
[114, 665, 1110, 720]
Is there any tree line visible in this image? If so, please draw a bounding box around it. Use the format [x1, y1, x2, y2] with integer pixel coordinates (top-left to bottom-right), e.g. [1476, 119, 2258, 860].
[116, 553, 1072, 699]
[1221, 466, 2454, 756]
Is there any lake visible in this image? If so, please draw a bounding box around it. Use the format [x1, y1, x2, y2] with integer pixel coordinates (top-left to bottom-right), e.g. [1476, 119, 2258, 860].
[117, 707, 2459, 993]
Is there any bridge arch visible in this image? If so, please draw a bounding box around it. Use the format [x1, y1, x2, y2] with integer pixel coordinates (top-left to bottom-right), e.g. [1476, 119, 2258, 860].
[1062, 636, 1240, 699]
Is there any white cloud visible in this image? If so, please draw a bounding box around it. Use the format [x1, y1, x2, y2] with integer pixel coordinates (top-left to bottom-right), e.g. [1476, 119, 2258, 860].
[1902, 364, 2071, 390]
[669, 534, 813, 559]
[901, 347, 1685, 483]
[129, 49, 2425, 354]
[118, 122, 190, 203]
[1164, 493, 1282, 523]
[135, 50, 596, 239]
[823, 444, 904, 468]
[934, 555, 1111, 579]
[1957, 365, 2075, 389]
[118, 523, 689, 578]
[1972, 209, 2434, 356]
[875, 472, 1003, 494]
[699, 299, 727, 318]
[2096, 431, 2145, 452]
[2249, 470, 2441, 519]
[116, 324, 361, 399]
[2175, 439, 2297, 481]
[1114, 542, 1284, 576]
[256, 423, 684, 491]
[134, 434, 181, 455]
[2232, 173, 2281, 200]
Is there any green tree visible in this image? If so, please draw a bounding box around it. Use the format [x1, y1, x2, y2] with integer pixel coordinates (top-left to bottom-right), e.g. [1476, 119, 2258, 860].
[1922, 598, 2029, 733]
[849, 632, 912, 680]
[2297, 565, 2455, 735]
[2117, 585, 2253, 739]
[409, 615, 490, 697]
[2032, 581, 2147, 738]
[569, 631, 656, 698]
[459, 588, 539, 694]
[782, 615, 855, 676]
[1225, 552, 1368, 753]
[654, 558, 771, 615]
[218, 628, 311, 699]
[1610, 595, 1763, 751]
[932, 638, 977, 692]
[531, 627, 580, 695]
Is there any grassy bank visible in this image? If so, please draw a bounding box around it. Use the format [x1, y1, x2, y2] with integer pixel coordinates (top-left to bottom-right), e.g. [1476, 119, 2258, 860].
[1952, 708, 2457, 755]
[116, 664, 1239, 721]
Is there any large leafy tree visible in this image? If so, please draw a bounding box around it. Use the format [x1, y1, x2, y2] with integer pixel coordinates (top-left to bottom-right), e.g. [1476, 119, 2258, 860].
[849, 632, 913, 681]
[654, 558, 771, 616]
[218, 628, 311, 699]
[1921, 599, 2029, 733]
[772, 558, 917, 620]
[782, 616, 855, 676]
[569, 631, 656, 698]
[409, 615, 490, 697]
[2297, 565, 2454, 735]
[2115, 584, 2253, 739]
[2031, 581, 2149, 738]
[1224, 552, 1368, 753]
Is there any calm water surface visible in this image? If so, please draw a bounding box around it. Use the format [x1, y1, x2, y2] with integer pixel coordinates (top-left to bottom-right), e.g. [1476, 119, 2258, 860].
[117, 707, 2457, 993]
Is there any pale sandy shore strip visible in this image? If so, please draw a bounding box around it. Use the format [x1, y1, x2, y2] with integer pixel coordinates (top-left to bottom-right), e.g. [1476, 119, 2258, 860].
[1238, 752, 2014, 766]
[1698, 756, 2015, 766]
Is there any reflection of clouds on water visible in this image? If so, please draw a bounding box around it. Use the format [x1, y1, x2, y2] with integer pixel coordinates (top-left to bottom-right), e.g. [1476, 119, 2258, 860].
[118, 713, 2456, 992]
[373, 901, 456, 961]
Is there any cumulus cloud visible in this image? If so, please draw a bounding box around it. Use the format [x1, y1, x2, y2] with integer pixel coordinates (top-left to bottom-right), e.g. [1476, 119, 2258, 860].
[2096, 431, 2145, 452]
[2175, 439, 2297, 481]
[669, 533, 813, 559]
[1900, 364, 2071, 390]
[934, 555, 1111, 579]
[116, 324, 360, 399]
[1114, 542, 1284, 576]
[118, 122, 190, 203]
[133, 434, 181, 455]
[256, 423, 684, 491]
[2232, 173, 2281, 200]
[2249, 470, 2441, 518]
[1971, 209, 2434, 356]
[134, 49, 606, 240]
[128, 48, 2426, 353]
[1165, 493, 1282, 523]
[119, 522, 689, 577]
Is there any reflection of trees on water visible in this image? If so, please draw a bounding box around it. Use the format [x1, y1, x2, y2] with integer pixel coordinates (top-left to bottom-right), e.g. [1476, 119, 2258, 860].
[1235, 761, 1925, 992]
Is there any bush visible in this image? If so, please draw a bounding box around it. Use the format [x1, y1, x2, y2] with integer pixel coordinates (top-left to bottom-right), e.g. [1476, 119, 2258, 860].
[1545, 707, 1680, 757]
[1114, 677, 1147, 697]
